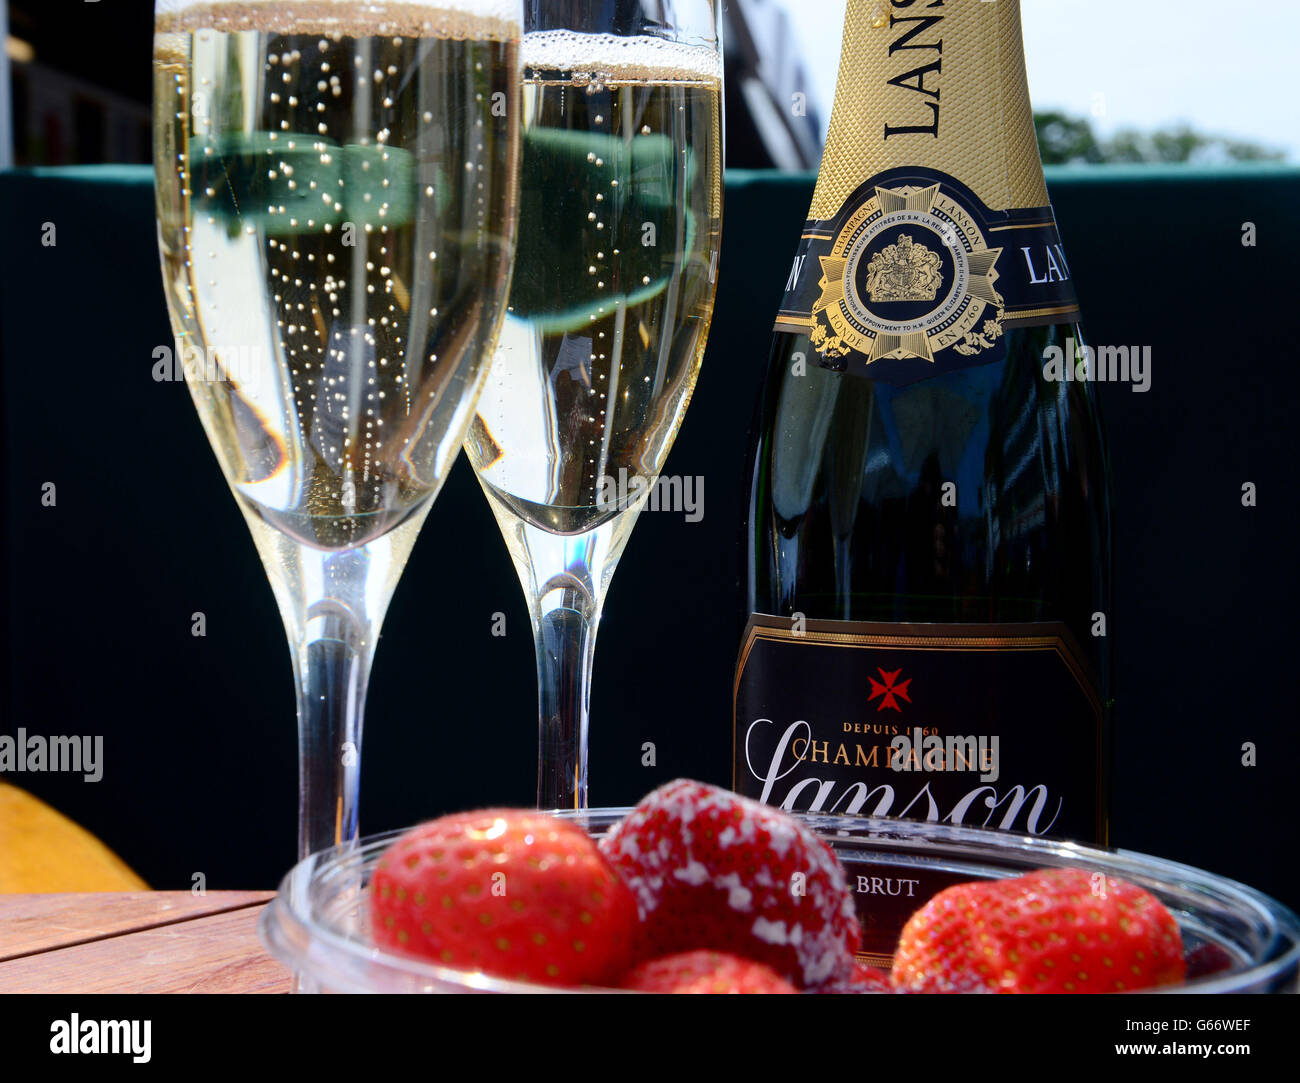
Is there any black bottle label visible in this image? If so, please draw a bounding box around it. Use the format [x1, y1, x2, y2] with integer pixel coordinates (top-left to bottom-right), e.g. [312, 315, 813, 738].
[773, 168, 1080, 385]
[733, 614, 1104, 962]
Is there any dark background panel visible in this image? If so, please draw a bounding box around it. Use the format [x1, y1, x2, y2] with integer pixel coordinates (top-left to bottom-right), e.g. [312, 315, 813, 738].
[1048, 168, 1298, 905]
[1, 167, 1297, 917]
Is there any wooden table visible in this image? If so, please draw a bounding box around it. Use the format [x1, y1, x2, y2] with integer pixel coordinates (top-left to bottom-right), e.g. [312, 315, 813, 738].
[0, 892, 290, 993]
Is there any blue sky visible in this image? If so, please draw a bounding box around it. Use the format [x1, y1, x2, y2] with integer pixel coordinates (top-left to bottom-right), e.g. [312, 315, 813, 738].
[776, 0, 1300, 161]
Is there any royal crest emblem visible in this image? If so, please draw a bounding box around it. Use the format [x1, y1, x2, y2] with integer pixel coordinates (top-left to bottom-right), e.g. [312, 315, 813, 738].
[863, 234, 943, 302]
[807, 183, 1004, 365]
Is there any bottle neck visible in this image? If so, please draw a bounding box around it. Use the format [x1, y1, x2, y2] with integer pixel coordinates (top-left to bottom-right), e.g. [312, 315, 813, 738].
[811, 0, 1047, 219]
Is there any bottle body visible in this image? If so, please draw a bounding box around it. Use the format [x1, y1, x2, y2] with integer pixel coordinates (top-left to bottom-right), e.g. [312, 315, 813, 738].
[738, 320, 1111, 828]
[733, 1, 1112, 959]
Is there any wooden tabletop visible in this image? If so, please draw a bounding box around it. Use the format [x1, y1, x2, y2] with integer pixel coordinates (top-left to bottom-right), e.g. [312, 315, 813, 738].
[0, 892, 290, 993]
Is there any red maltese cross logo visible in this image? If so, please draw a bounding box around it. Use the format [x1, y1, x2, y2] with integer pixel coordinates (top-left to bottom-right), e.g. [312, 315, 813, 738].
[867, 667, 912, 713]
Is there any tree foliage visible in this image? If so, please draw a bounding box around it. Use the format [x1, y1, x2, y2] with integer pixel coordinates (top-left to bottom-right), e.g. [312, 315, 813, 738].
[1033, 111, 1285, 165]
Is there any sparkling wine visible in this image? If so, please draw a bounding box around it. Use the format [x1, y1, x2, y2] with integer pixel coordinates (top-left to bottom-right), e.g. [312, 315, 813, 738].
[154, 0, 520, 549]
[464, 32, 722, 535]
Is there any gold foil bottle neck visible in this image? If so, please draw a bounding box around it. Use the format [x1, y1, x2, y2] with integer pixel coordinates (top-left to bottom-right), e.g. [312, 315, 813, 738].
[810, 0, 1049, 219]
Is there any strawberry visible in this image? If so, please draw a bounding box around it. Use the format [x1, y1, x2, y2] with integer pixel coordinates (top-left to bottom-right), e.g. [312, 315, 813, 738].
[810, 958, 892, 994]
[622, 950, 797, 994]
[598, 779, 861, 988]
[369, 809, 638, 986]
[893, 969, 994, 994]
[891, 867, 1186, 994]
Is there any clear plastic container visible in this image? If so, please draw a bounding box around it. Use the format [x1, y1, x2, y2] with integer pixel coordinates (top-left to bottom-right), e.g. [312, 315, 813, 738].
[259, 810, 1300, 993]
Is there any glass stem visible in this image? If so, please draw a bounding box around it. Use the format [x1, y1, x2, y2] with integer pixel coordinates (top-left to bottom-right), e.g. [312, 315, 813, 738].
[241, 506, 429, 858]
[486, 503, 642, 810]
[292, 589, 374, 859]
[535, 564, 599, 810]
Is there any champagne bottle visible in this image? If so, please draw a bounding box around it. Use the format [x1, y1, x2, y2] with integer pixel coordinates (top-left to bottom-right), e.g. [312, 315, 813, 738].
[735, 0, 1112, 958]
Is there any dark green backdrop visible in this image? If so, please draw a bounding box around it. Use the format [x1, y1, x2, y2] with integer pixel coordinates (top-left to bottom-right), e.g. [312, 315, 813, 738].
[2, 165, 1297, 913]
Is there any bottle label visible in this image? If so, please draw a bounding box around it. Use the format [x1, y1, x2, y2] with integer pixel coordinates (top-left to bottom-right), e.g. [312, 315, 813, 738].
[774, 168, 1080, 385]
[733, 614, 1104, 964]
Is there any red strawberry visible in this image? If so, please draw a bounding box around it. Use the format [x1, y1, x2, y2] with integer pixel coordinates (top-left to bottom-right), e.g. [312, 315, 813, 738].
[891, 867, 1186, 994]
[369, 809, 638, 986]
[894, 969, 994, 994]
[598, 779, 861, 988]
[811, 958, 892, 994]
[622, 950, 797, 994]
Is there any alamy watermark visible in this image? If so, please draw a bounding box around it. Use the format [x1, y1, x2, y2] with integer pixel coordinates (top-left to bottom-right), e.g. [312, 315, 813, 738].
[1043, 335, 1152, 392]
[888, 727, 1000, 783]
[152, 336, 267, 388]
[50, 1015, 150, 1064]
[596, 468, 703, 522]
[0, 729, 103, 782]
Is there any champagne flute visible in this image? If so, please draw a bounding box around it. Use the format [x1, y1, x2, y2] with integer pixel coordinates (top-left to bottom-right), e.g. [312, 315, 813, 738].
[153, 0, 522, 857]
[464, 0, 723, 808]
